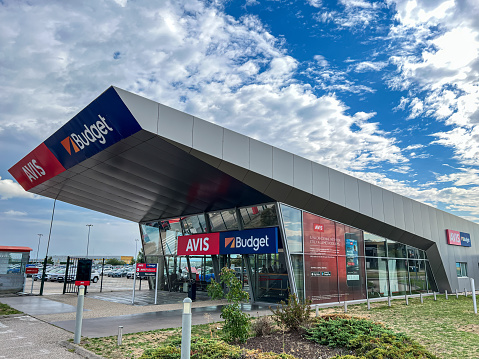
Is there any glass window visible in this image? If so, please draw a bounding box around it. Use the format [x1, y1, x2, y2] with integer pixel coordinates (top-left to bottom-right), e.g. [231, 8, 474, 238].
[159, 218, 183, 256]
[1, 252, 24, 275]
[366, 257, 389, 298]
[208, 209, 238, 232]
[456, 262, 468, 277]
[181, 214, 207, 235]
[280, 204, 303, 253]
[364, 232, 386, 257]
[387, 239, 407, 258]
[141, 222, 161, 256]
[291, 254, 304, 301]
[407, 247, 419, 260]
[409, 260, 427, 294]
[388, 259, 409, 295]
[240, 203, 278, 229]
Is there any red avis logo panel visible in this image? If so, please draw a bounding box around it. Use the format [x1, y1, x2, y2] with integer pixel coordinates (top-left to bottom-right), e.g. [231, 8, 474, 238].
[177, 233, 220, 255]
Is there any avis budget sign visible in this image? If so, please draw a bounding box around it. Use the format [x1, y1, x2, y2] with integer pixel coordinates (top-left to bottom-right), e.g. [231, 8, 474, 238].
[446, 229, 471, 247]
[177, 228, 278, 256]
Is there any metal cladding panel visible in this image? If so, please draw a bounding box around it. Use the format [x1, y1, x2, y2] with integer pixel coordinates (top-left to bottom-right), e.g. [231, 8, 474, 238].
[272, 147, 294, 186]
[402, 198, 415, 234]
[249, 139, 273, 178]
[223, 129, 249, 169]
[43, 87, 142, 170]
[382, 189, 395, 226]
[114, 87, 158, 134]
[328, 169, 345, 206]
[344, 176, 360, 212]
[293, 155, 312, 193]
[312, 162, 330, 200]
[357, 180, 372, 216]
[420, 203, 432, 240]
[392, 193, 406, 230]
[370, 185, 385, 222]
[411, 201, 423, 237]
[192, 117, 224, 158]
[158, 104, 194, 148]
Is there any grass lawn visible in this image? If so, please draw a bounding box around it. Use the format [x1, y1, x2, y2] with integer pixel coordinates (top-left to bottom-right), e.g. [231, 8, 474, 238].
[78, 294, 479, 359]
[0, 302, 22, 316]
[323, 294, 479, 359]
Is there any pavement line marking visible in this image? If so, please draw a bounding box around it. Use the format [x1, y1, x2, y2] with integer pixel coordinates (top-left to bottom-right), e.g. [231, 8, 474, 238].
[0, 330, 14, 334]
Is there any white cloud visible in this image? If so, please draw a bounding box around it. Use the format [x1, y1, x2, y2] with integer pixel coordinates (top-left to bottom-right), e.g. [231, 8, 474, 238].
[4, 210, 27, 216]
[352, 61, 388, 72]
[306, 0, 322, 8]
[0, 177, 36, 200]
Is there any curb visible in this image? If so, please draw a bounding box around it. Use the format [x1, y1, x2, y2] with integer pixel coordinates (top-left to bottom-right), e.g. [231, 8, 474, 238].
[60, 340, 105, 359]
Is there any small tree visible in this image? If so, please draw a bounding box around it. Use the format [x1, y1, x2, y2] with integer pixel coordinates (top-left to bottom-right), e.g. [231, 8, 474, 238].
[207, 267, 250, 343]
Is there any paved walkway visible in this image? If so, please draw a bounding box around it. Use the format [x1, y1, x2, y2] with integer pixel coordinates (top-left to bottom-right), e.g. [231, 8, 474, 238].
[0, 291, 275, 338]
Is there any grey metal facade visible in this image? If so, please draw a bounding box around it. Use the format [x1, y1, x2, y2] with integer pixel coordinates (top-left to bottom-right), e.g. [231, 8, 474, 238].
[10, 86, 479, 294]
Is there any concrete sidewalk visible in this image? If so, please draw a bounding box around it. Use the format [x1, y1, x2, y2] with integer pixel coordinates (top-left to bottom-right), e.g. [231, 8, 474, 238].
[0, 291, 275, 338]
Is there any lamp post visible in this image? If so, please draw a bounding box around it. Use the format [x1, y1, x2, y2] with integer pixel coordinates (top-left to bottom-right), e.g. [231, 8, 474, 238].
[135, 239, 140, 262]
[36, 234, 43, 264]
[86, 224, 93, 258]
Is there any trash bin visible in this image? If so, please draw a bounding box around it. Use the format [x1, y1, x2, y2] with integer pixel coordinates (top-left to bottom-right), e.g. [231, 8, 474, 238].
[188, 280, 196, 301]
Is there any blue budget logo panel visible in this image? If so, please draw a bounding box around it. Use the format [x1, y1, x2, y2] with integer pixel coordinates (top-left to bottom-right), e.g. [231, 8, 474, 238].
[44, 87, 142, 170]
[460, 232, 471, 247]
[220, 227, 278, 255]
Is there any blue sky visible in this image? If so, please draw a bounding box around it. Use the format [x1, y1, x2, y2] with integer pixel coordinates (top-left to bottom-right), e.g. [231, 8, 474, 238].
[1, 0, 478, 257]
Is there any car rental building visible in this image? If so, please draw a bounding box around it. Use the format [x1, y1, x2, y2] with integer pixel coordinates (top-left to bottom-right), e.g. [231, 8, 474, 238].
[9, 86, 479, 304]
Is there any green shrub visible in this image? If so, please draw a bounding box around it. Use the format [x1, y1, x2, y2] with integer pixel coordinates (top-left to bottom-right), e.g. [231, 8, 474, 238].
[139, 337, 297, 359]
[305, 316, 393, 348]
[207, 267, 250, 343]
[270, 293, 312, 332]
[307, 317, 439, 359]
[251, 315, 275, 336]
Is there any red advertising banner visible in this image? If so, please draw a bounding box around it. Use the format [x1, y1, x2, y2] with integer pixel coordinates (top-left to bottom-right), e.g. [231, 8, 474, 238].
[303, 212, 337, 255]
[8, 143, 66, 191]
[25, 267, 39, 274]
[446, 229, 461, 246]
[177, 233, 220, 255]
[75, 280, 90, 286]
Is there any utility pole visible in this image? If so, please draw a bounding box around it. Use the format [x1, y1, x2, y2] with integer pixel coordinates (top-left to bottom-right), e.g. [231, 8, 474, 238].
[86, 224, 93, 258]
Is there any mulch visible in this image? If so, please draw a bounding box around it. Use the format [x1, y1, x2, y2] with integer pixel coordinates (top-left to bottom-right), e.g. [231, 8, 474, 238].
[240, 331, 354, 359]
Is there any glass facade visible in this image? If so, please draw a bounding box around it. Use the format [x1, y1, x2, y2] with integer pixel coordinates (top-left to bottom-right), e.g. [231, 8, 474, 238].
[139, 201, 437, 304]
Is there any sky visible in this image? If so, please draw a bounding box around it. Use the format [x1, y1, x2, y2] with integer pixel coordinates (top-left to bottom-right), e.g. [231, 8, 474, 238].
[0, 0, 478, 258]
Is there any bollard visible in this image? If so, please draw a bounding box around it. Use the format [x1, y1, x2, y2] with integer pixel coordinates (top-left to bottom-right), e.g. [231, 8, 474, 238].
[445, 290, 448, 300]
[388, 296, 391, 307]
[465, 288, 467, 297]
[117, 326, 123, 346]
[367, 297, 370, 310]
[344, 300, 348, 313]
[74, 286, 85, 344]
[181, 298, 192, 359]
[456, 289, 459, 299]
[471, 278, 477, 314]
[420, 293, 423, 304]
[434, 292, 437, 301]
[315, 305, 319, 317]
[405, 294, 409, 306]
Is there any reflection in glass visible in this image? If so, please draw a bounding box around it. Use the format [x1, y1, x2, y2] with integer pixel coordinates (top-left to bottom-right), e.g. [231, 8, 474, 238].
[366, 257, 389, 297]
[364, 232, 386, 257]
[181, 214, 207, 234]
[141, 222, 161, 256]
[388, 259, 409, 295]
[290, 254, 304, 300]
[280, 204, 303, 253]
[249, 253, 289, 303]
[159, 218, 182, 256]
[387, 240, 407, 258]
[208, 210, 238, 231]
[409, 260, 427, 293]
[240, 203, 278, 229]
